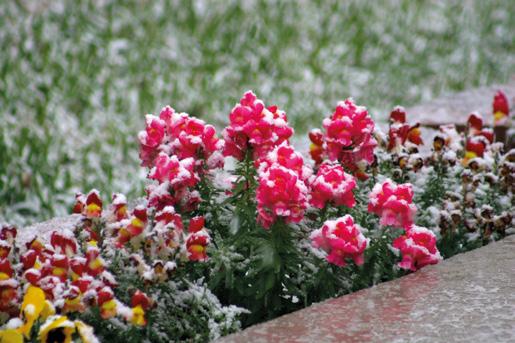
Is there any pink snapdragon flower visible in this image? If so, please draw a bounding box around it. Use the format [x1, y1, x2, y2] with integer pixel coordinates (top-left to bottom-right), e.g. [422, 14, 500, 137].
[148, 153, 197, 188]
[256, 164, 308, 229]
[310, 215, 369, 267]
[311, 98, 377, 179]
[223, 91, 294, 161]
[138, 106, 224, 170]
[368, 179, 417, 229]
[310, 162, 356, 209]
[257, 142, 312, 181]
[393, 225, 442, 271]
[138, 115, 166, 167]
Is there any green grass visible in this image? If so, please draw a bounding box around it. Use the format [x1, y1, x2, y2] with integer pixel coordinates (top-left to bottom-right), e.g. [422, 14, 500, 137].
[1, 0, 514, 225]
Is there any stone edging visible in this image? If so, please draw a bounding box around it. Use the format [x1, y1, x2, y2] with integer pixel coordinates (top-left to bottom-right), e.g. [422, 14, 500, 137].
[217, 235, 515, 343]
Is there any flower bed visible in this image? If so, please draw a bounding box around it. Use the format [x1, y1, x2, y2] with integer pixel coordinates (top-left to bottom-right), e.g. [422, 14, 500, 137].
[0, 90, 513, 342]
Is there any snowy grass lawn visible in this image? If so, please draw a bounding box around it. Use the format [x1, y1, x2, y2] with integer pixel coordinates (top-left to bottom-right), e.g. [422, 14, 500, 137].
[1, 0, 514, 225]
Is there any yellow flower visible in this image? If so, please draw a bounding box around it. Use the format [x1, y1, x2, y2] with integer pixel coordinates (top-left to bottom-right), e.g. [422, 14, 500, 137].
[131, 305, 146, 326]
[41, 300, 56, 320]
[0, 329, 23, 343]
[38, 316, 75, 343]
[74, 320, 100, 343]
[19, 286, 46, 338]
[100, 299, 117, 319]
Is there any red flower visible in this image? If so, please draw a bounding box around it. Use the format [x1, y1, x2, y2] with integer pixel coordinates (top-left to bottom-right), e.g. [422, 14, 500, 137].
[223, 91, 294, 161]
[258, 142, 310, 181]
[50, 231, 77, 257]
[478, 129, 494, 144]
[50, 254, 69, 282]
[70, 257, 87, 279]
[467, 112, 483, 135]
[308, 129, 324, 165]
[310, 162, 356, 209]
[186, 230, 210, 262]
[390, 106, 406, 123]
[256, 163, 308, 229]
[462, 137, 486, 166]
[140, 115, 166, 148]
[97, 287, 117, 319]
[320, 99, 377, 178]
[0, 258, 14, 280]
[23, 268, 41, 285]
[21, 249, 39, 270]
[85, 190, 102, 219]
[155, 206, 183, 231]
[0, 280, 18, 314]
[310, 215, 369, 267]
[0, 240, 10, 259]
[368, 179, 417, 230]
[0, 225, 17, 242]
[111, 193, 129, 221]
[406, 123, 423, 145]
[72, 192, 86, 214]
[149, 153, 197, 188]
[393, 225, 442, 271]
[493, 90, 509, 125]
[131, 290, 151, 310]
[188, 216, 205, 233]
[85, 242, 104, 276]
[387, 107, 422, 151]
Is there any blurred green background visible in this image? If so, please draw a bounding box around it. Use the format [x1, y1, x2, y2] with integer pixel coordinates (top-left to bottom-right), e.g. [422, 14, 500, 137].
[1, 0, 514, 225]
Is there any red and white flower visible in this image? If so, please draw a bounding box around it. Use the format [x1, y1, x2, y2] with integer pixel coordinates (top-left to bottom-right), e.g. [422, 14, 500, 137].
[185, 218, 210, 262]
[311, 98, 377, 179]
[493, 90, 509, 125]
[310, 215, 368, 267]
[256, 163, 308, 229]
[309, 162, 356, 209]
[392, 225, 442, 271]
[368, 179, 417, 230]
[223, 91, 294, 161]
[387, 106, 423, 152]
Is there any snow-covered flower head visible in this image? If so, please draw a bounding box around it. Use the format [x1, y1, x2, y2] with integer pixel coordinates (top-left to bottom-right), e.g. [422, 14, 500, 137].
[185, 217, 210, 262]
[462, 136, 487, 167]
[493, 90, 509, 125]
[309, 162, 356, 209]
[139, 106, 224, 169]
[387, 106, 422, 152]
[368, 179, 417, 230]
[393, 225, 442, 271]
[310, 215, 369, 267]
[256, 163, 308, 229]
[310, 98, 377, 179]
[258, 142, 312, 181]
[223, 91, 294, 161]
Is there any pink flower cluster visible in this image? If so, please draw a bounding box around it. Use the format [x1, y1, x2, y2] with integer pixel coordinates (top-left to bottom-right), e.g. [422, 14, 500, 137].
[368, 180, 442, 271]
[393, 225, 442, 271]
[368, 179, 417, 230]
[310, 215, 368, 267]
[309, 162, 356, 209]
[309, 99, 377, 180]
[138, 106, 224, 212]
[139, 107, 223, 168]
[223, 91, 294, 161]
[256, 144, 309, 229]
